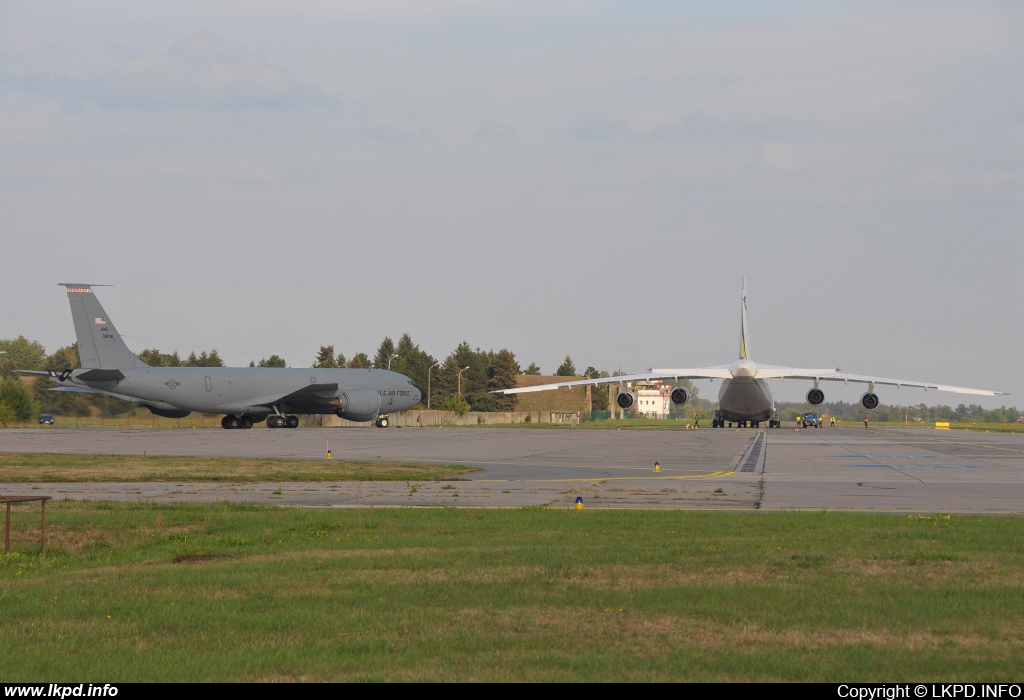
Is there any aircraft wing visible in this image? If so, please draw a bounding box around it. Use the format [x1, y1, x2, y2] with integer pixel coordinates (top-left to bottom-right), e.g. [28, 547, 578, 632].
[221, 383, 343, 411]
[753, 366, 1008, 397]
[269, 382, 341, 406]
[818, 371, 1008, 396]
[753, 367, 850, 380]
[492, 368, 735, 395]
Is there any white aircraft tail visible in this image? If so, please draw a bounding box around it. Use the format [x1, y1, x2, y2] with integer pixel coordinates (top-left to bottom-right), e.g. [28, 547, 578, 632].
[60, 284, 146, 370]
[740, 279, 750, 360]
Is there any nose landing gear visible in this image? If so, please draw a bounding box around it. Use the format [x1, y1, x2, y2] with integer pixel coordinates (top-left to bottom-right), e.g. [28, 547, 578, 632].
[374, 416, 390, 428]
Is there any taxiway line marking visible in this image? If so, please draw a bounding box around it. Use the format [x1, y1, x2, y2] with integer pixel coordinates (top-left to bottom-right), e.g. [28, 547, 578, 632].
[468, 470, 735, 483]
[920, 438, 1024, 454]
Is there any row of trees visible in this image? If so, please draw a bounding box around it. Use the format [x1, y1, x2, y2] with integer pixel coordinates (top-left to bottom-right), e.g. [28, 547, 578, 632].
[312, 335, 522, 413]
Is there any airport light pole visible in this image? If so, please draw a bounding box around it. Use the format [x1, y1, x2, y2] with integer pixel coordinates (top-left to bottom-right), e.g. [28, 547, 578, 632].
[458, 366, 470, 396]
[427, 362, 441, 409]
[387, 352, 399, 370]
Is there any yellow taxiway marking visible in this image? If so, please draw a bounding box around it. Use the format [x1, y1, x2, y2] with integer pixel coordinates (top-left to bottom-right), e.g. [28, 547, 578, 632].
[469, 470, 735, 484]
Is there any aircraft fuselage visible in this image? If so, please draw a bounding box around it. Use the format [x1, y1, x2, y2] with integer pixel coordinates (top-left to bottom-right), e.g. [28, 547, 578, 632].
[66, 366, 422, 419]
[716, 360, 774, 423]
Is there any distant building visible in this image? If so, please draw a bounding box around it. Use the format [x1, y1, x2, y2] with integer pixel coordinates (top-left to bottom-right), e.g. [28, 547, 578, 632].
[635, 382, 670, 419]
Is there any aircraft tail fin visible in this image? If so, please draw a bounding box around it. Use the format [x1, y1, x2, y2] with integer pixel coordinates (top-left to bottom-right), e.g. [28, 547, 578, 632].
[740, 279, 750, 360]
[59, 284, 146, 370]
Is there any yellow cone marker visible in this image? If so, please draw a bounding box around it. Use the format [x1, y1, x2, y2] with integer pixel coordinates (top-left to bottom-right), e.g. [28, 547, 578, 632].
[326, 440, 332, 459]
[575, 496, 583, 510]
[654, 461, 660, 473]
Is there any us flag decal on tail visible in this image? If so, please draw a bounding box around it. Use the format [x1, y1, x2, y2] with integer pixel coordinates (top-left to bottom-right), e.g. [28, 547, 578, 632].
[95, 317, 107, 325]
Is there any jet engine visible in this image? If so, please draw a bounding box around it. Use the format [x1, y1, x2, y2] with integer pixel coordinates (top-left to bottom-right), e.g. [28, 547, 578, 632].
[616, 391, 637, 410]
[861, 392, 879, 410]
[335, 390, 382, 422]
[144, 407, 192, 417]
[806, 388, 825, 406]
[145, 403, 192, 419]
[670, 387, 690, 406]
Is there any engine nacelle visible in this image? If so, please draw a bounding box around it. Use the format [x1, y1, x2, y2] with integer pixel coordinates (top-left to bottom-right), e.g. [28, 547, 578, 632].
[145, 403, 192, 419]
[861, 392, 879, 410]
[806, 388, 825, 406]
[336, 389, 382, 422]
[616, 391, 637, 410]
[670, 387, 690, 406]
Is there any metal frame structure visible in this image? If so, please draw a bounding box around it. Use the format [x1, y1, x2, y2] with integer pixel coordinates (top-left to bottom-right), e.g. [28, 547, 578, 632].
[2, 496, 52, 558]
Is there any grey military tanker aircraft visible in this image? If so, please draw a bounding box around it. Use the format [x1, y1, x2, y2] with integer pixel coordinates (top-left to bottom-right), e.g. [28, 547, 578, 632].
[493, 281, 1008, 428]
[21, 284, 425, 429]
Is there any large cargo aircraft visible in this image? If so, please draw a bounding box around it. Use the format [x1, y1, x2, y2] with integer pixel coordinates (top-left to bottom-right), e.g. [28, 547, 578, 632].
[21, 284, 424, 429]
[493, 282, 1008, 428]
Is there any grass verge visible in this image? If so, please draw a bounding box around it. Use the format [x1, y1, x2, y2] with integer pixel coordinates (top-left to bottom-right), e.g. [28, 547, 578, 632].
[1, 503, 1022, 681]
[0, 453, 476, 482]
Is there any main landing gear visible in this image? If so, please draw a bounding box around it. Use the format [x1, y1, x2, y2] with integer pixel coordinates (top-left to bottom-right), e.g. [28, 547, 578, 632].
[374, 416, 389, 428]
[711, 410, 770, 429]
[267, 415, 299, 429]
[221, 415, 255, 430]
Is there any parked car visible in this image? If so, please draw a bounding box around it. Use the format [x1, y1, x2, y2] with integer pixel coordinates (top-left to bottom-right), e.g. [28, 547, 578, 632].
[38, 414, 54, 425]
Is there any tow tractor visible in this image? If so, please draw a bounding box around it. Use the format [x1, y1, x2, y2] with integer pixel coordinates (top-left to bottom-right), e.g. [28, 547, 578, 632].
[802, 411, 821, 428]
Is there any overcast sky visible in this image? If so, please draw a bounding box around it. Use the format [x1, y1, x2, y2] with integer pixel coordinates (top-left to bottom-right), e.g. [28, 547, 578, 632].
[2, 1, 1021, 407]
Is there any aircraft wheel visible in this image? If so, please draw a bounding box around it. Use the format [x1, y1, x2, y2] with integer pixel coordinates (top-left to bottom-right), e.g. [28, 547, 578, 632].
[379, 417, 389, 428]
[286, 415, 299, 429]
[221, 416, 230, 429]
[226, 416, 241, 430]
[241, 416, 253, 429]
[267, 416, 279, 428]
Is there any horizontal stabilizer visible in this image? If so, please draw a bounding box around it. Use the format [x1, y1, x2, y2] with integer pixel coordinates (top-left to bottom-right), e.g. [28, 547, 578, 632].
[77, 368, 126, 382]
[50, 386, 141, 403]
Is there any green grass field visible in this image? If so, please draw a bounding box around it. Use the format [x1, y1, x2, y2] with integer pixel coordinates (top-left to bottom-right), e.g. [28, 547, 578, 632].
[0, 453, 476, 482]
[1, 502, 1021, 681]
